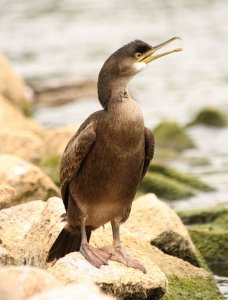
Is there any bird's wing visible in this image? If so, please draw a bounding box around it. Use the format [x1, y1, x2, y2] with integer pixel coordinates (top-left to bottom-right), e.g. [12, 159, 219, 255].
[141, 127, 155, 181]
[60, 122, 96, 211]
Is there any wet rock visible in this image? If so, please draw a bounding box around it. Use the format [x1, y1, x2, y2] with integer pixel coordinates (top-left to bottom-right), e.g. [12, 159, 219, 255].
[32, 80, 96, 106]
[0, 266, 60, 300]
[29, 282, 115, 300]
[0, 95, 45, 136]
[178, 205, 228, 276]
[0, 129, 45, 163]
[189, 107, 228, 127]
[0, 200, 45, 264]
[0, 184, 17, 209]
[0, 154, 59, 205]
[123, 194, 202, 267]
[0, 53, 32, 115]
[153, 120, 195, 151]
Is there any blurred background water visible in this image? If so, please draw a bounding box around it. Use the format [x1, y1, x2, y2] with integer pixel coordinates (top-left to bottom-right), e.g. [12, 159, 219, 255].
[0, 0, 228, 296]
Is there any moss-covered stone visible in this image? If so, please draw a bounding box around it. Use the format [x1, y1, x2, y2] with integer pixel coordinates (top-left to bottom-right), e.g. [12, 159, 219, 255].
[178, 206, 228, 276]
[149, 164, 213, 192]
[139, 163, 213, 200]
[189, 225, 228, 276]
[189, 107, 228, 127]
[153, 148, 179, 164]
[178, 206, 228, 225]
[40, 155, 61, 186]
[139, 172, 195, 200]
[162, 276, 224, 300]
[153, 121, 195, 151]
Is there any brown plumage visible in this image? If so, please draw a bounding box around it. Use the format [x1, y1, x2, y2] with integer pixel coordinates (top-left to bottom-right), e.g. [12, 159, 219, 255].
[47, 38, 182, 272]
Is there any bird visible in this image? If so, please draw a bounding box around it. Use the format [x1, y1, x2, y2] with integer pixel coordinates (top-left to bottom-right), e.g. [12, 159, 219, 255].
[47, 37, 182, 273]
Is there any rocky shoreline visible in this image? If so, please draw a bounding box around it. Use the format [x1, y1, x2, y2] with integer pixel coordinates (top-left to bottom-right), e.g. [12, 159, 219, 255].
[0, 54, 226, 299]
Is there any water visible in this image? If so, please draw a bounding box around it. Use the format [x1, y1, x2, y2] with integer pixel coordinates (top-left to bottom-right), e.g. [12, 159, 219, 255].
[0, 0, 227, 296]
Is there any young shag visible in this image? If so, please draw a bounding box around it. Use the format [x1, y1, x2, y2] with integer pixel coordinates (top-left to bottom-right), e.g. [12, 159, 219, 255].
[47, 37, 182, 273]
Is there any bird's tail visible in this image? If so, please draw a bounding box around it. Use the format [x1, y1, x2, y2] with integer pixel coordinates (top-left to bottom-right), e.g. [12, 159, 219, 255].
[46, 226, 92, 262]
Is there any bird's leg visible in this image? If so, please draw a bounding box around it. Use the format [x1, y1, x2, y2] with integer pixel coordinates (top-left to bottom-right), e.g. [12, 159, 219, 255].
[79, 217, 111, 268]
[100, 219, 147, 273]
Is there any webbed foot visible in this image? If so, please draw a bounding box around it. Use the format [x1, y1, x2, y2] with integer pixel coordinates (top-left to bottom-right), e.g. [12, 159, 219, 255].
[80, 243, 111, 268]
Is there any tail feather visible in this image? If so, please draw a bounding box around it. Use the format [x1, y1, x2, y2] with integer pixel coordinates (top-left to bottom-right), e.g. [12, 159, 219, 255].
[46, 227, 92, 262]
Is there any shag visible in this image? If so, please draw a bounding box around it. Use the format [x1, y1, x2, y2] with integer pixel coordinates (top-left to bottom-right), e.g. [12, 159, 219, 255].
[47, 37, 182, 273]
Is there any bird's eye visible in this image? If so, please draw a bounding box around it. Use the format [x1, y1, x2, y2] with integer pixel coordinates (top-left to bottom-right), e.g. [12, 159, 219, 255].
[135, 52, 142, 60]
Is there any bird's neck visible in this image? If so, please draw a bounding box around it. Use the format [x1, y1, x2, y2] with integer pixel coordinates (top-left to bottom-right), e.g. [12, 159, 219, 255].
[98, 72, 130, 110]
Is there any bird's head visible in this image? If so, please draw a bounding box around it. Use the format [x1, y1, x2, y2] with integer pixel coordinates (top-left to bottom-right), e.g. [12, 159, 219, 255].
[101, 37, 182, 78]
[98, 37, 182, 108]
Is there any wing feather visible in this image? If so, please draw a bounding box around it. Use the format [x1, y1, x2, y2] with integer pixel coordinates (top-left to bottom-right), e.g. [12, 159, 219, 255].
[141, 127, 155, 181]
[60, 122, 96, 210]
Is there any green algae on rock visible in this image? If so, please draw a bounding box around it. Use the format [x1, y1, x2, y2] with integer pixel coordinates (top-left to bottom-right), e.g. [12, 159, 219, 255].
[189, 107, 228, 127]
[123, 194, 206, 269]
[178, 206, 228, 277]
[178, 205, 228, 225]
[139, 172, 195, 200]
[190, 225, 228, 277]
[149, 163, 213, 192]
[153, 121, 195, 151]
[40, 155, 61, 186]
[162, 276, 224, 300]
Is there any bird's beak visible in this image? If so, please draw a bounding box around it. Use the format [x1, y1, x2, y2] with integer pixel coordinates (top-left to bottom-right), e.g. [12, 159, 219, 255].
[139, 37, 183, 64]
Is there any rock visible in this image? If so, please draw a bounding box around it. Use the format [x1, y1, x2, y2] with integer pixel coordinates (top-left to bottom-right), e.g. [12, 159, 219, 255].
[189, 107, 228, 127]
[0, 200, 46, 264]
[24, 197, 66, 268]
[153, 120, 195, 151]
[178, 205, 228, 276]
[0, 245, 16, 265]
[40, 125, 78, 185]
[0, 154, 59, 205]
[0, 129, 45, 163]
[24, 197, 168, 298]
[32, 80, 96, 106]
[0, 95, 44, 136]
[44, 125, 78, 157]
[48, 251, 167, 299]
[0, 266, 60, 300]
[29, 282, 115, 300]
[49, 225, 221, 300]
[0, 53, 32, 115]
[0, 196, 222, 299]
[123, 194, 202, 267]
[0, 184, 17, 209]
